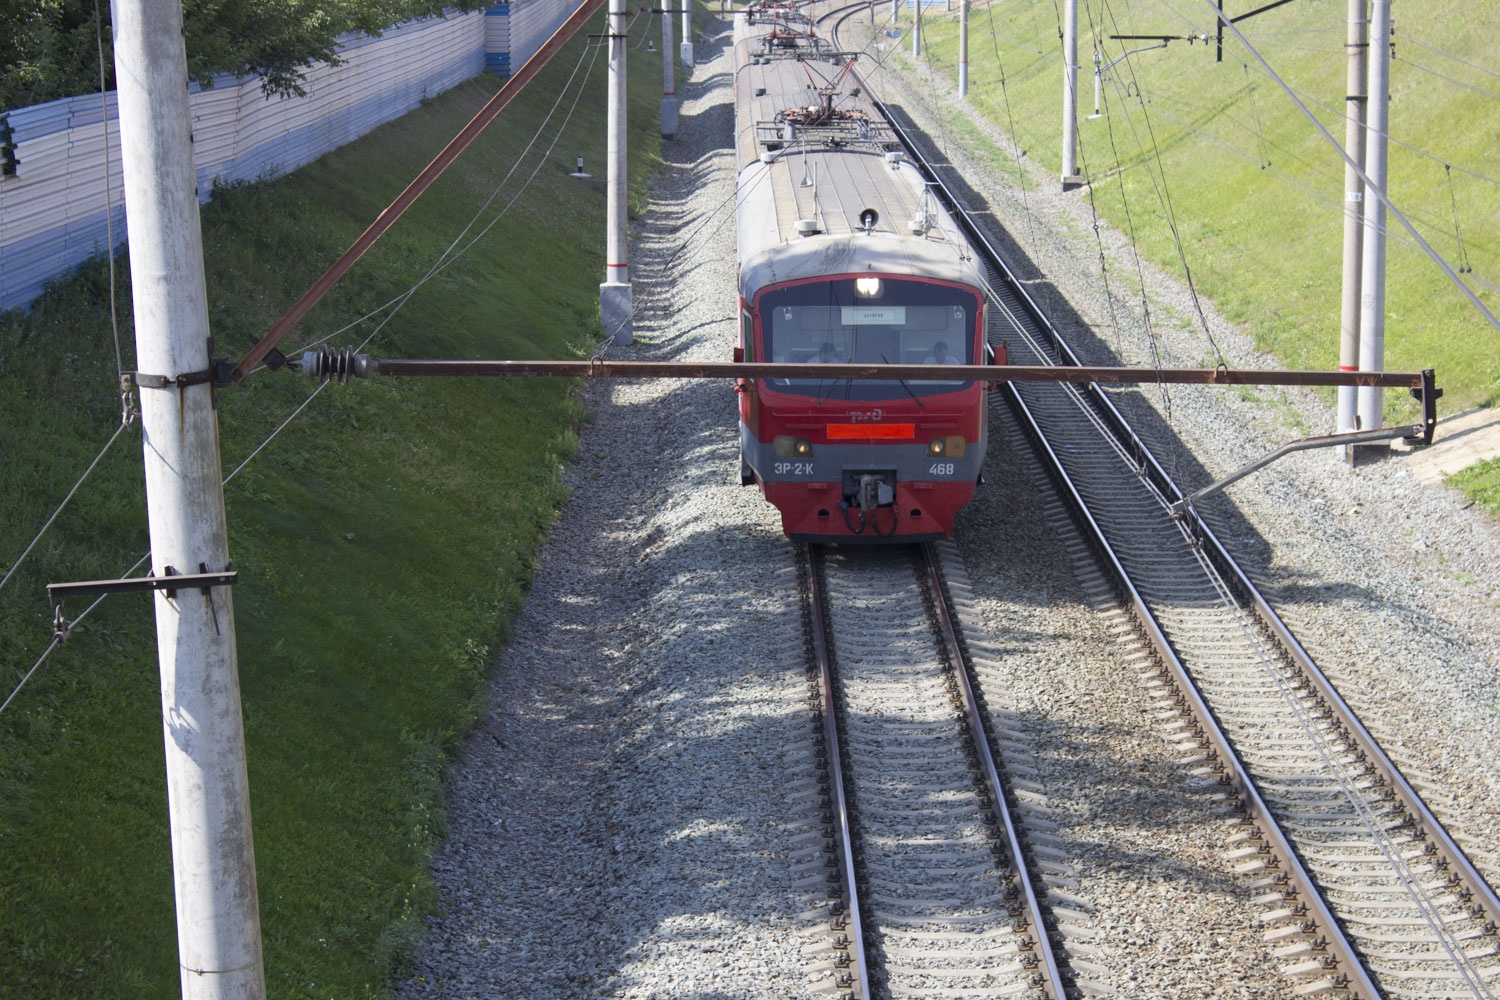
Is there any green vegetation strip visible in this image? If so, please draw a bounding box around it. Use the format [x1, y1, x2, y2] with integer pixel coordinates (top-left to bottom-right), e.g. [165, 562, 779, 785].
[1450, 457, 1500, 518]
[903, 3, 1497, 420]
[0, 11, 663, 996]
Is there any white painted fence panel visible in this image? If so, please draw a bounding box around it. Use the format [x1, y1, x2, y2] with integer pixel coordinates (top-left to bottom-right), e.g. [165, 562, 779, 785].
[0, 0, 579, 312]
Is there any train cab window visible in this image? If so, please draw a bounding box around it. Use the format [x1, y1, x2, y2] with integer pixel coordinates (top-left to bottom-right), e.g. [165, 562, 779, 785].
[759, 277, 980, 399]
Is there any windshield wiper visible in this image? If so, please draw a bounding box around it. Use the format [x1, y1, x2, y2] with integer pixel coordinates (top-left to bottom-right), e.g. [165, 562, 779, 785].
[882, 353, 926, 410]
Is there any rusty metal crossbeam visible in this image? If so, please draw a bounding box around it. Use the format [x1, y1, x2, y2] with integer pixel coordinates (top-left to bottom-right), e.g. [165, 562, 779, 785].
[359, 357, 1430, 389]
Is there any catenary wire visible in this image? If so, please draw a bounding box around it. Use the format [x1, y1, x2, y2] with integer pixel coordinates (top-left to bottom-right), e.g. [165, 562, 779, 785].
[4, 20, 607, 715]
[1203, 0, 1500, 337]
[0, 420, 135, 598]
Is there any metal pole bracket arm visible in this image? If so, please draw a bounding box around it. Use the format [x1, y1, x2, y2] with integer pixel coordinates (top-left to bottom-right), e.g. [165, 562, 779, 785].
[1411, 368, 1442, 446]
[47, 566, 237, 602]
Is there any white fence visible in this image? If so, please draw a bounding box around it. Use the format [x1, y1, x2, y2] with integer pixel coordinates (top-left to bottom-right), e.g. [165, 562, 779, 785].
[0, 0, 577, 313]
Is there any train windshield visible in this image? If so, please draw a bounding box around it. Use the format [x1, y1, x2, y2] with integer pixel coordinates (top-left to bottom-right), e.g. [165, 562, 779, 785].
[758, 277, 981, 400]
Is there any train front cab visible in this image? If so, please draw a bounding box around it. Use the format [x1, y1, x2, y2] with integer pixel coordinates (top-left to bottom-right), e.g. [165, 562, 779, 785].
[737, 273, 992, 542]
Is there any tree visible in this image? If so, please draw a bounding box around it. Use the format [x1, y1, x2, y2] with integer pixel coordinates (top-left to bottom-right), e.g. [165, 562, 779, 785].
[0, 0, 484, 111]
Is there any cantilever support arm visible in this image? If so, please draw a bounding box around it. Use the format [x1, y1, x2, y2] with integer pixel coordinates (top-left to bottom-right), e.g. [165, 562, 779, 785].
[1168, 425, 1418, 515]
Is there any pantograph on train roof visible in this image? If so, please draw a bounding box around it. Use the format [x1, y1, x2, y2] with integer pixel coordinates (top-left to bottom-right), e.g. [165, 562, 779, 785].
[751, 55, 896, 153]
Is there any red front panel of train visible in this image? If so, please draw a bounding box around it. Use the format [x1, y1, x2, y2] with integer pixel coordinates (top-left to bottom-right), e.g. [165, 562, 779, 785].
[738, 273, 991, 541]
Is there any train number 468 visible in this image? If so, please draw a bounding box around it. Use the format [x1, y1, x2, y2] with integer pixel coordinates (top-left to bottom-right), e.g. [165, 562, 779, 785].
[928, 462, 956, 476]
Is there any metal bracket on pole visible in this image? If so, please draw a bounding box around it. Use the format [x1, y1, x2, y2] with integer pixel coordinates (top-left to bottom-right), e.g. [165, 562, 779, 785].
[1413, 367, 1441, 446]
[48, 566, 238, 602]
[1168, 425, 1424, 516]
[126, 354, 249, 400]
[46, 566, 237, 643]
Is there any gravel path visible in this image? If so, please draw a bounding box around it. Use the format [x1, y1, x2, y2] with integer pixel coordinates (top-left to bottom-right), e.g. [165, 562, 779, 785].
[392, 10, 1500, 998]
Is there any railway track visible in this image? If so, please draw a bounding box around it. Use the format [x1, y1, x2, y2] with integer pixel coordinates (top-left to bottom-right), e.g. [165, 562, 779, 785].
[801, 6, 1500, 997]
[794, 542, 1069, 1000]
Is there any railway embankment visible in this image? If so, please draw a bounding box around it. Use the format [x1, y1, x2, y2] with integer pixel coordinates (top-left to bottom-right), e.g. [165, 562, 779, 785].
[0, 14, 665, 994]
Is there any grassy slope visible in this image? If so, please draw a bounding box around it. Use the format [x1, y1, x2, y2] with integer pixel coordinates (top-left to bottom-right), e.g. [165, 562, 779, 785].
[907, 0, 1499, 418]
[0, 11, 662, 997]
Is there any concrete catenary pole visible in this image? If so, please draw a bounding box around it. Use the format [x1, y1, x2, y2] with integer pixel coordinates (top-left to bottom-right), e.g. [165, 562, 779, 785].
[958, 0, 969, 98]
[1061, 0, 1083, 189]
[1356, 0, 1389, 437]
[603, 0, 634, 344]
[110, 0, 265, 996]
[1336, 0, 1368, 434]
[681, 1, 694, 72]
[913, 0, 922, 57]
[661, 4, 678, 140]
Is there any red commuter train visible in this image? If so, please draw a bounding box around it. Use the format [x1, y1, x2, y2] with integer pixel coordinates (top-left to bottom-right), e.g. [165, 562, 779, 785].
[732, 6, 996, 542]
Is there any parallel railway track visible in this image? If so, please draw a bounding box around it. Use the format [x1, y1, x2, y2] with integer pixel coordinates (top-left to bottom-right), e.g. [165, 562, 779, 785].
[792, 5, 1500, 996]
[797, 542, 1068, 1000]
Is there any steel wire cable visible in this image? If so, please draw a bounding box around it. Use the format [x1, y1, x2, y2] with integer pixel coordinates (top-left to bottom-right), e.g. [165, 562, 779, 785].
[1399, 33, 1500, 82]
[3, 0, 142, 598]
[0, 553, 148, 716]
[266, 38, 604, 371]
[1133, 98, 1500, 299]
[1095, 0, 1227, 373]
[1395, 54, 1500, 104]
[94, 0, 126, 387]
[0, 420, 135, 598]
[4, 27, 606, 717]
[1203, 0, 1500, 337]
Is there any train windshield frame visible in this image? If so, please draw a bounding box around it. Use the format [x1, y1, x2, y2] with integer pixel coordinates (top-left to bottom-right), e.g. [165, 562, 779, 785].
[756, 276, 982, 401]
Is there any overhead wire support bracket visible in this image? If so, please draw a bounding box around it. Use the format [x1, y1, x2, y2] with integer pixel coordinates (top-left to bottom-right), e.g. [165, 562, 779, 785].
[46, 566, 238, 642]
[1168, 424, 1421, 516]
[47, 567, 238, 602]
[1215, 0, 1302, 62]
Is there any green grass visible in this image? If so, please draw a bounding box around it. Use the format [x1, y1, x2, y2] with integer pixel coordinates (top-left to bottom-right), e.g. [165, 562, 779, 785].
[901, 0, 1500, 421]
[1450, 457, 1500, 517]
[0, 9, 664, 996]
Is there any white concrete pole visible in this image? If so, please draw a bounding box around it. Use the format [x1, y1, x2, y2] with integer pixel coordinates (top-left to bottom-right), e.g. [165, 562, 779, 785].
[661, 5, 678, 139]
[681, 1, 694, 72]
[1061, 0, 1082, 188]
[958, 0, 969, 98]
[602, 0, 634, 344]
[1356, 0, 1389, 434]
[110, 0, 265, 996]
[913, 0, 922, 57]
[1336, 0, 1368, 433]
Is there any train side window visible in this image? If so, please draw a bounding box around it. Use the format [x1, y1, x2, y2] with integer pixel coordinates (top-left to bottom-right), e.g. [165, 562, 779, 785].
[741, 309, 756, 362]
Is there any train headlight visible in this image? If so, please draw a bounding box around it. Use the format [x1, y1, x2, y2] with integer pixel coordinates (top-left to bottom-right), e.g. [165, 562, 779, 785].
[854, 277, 881, 298]
[774, 435, 813, 457]
[928, 436, 967, 458]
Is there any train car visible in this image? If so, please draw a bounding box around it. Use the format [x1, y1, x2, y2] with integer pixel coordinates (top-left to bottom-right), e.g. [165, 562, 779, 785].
[732, 5, 995, 542]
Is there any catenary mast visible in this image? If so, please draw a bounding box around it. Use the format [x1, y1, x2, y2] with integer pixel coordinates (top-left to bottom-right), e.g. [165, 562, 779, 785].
[110, 0, 266, 994]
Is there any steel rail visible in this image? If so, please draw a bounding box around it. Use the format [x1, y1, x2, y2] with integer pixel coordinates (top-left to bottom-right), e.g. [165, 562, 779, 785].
[919, 543, 1069, 1000]
[1148, 440, 1500, 937]
[853, 44, 1387, 997]
[1003, 381, 1386, 999]
[862, 32, 1498, 940]
[840, 4, 1497, 992]
[802, 544, 871, 1000]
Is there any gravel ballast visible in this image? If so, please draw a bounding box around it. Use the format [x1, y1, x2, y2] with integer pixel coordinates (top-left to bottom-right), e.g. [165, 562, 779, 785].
[393, 11, 1500, 998]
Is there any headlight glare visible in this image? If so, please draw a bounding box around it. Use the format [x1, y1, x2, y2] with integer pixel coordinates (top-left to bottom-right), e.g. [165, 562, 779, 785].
[774, 435, 814, 457]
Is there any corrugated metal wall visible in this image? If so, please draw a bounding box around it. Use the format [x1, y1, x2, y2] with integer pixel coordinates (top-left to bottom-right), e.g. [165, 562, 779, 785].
[0, 0, 577, 313]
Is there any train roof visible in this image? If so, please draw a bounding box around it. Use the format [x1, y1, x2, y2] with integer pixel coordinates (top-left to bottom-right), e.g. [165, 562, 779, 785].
[733, 14, 983, 300]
